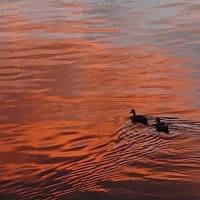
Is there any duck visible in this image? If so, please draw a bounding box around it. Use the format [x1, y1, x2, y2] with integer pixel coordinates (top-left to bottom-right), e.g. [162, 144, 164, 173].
[155, 117, 169, 134]
[130, 109, 148, 125]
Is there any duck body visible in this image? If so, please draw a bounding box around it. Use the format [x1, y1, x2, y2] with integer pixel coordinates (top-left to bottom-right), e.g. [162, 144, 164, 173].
[155, 117, 169, 134]
[130, 109, 148, 125]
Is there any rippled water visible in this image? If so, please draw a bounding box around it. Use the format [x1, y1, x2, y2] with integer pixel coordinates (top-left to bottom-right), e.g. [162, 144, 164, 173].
[0, 0, 200, 199]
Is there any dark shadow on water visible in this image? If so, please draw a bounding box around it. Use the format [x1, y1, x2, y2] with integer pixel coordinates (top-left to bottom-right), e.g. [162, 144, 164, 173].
[71, 180, 200, 200]
[0, 194, 19, 200]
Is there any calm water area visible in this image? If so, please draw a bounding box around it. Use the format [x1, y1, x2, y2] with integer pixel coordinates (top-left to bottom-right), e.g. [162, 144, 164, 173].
[0, 0, 200, 199]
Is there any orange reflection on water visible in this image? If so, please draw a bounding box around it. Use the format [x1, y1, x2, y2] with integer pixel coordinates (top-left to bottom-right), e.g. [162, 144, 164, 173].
[0, 0, 200, 199]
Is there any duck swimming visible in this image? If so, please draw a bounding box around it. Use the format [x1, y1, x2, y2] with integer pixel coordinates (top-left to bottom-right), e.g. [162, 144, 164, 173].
[155, 117, 169, 134]
[130, 109, 148, 125]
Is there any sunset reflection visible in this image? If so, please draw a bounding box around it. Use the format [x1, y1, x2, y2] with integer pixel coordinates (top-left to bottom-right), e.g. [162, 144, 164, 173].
[0, 0, 200, 199]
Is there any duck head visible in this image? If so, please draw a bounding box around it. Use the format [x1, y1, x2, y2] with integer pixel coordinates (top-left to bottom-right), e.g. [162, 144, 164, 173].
[130, 109, 136, 116]
[156, 117, 160, 123]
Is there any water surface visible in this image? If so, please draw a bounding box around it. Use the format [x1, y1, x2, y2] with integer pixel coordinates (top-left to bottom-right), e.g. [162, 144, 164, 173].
[0, 0, 200, 199]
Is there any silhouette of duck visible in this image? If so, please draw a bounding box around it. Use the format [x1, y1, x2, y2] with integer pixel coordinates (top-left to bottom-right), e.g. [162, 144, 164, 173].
[155, 117, 169, 134]
[130, 109, 148, 125]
